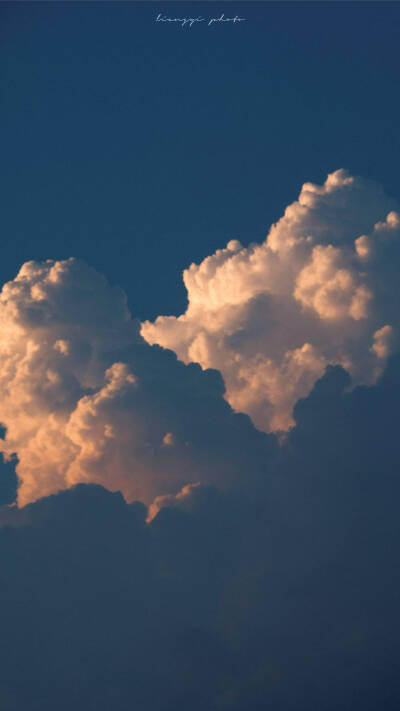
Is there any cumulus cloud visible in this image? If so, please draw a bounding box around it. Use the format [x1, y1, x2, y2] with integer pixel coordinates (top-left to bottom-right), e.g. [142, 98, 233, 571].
[0, 258, 273, 507]
[142, 170, 400, 431]
[2, 169, 399, 509]
[1, 247, 400, 711]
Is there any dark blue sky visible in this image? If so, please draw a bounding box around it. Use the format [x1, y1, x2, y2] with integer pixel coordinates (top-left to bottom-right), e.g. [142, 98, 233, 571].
[1, 1, 400, 319]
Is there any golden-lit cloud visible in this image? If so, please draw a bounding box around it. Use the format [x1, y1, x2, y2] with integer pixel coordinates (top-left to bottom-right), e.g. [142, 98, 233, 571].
[1, 170, 399, 508]
[142, 170, 400, 431]
[0, 259, 273, 507]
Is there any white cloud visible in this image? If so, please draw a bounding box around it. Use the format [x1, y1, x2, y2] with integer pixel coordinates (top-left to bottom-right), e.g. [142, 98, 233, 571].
[142, 170, 400, 431]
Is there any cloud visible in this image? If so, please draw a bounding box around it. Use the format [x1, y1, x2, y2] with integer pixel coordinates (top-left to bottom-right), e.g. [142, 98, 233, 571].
[142, 170, 400, 431]
[1, 356, 400, 710]
[0, 258, 274, 507]
[1, 172, 400, 709]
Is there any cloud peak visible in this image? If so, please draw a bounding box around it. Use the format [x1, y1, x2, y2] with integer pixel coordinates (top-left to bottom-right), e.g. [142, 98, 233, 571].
[142, 170, 400, 431]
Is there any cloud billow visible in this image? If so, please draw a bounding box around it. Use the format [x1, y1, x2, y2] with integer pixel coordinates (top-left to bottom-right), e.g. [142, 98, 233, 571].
[0, 258, 274, 507]
[142, 170, 400, 431]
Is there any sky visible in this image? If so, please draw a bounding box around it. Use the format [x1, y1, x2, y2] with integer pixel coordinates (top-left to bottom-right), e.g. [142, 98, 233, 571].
[2, 1, 400, 319]
[1, 2, 400, 710]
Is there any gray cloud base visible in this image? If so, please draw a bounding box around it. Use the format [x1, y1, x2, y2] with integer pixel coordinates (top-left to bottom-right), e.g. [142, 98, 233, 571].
[1, 355, 400, 710]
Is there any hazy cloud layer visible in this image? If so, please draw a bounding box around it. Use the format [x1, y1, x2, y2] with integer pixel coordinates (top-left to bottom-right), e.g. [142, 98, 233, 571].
[0, 258, 273, 506]
[142, 170, 400, 430]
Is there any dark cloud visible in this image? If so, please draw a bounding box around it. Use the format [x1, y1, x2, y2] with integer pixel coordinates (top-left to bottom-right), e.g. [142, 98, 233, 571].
[1, 357, 400, 710]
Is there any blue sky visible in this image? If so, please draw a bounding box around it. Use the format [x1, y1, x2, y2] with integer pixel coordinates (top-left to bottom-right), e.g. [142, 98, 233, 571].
[2, 1, 400, 319]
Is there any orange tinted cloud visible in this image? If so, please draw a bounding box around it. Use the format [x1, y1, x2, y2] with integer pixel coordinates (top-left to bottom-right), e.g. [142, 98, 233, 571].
[142, 170, 400, 431]
[0, 259, 274, 507]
